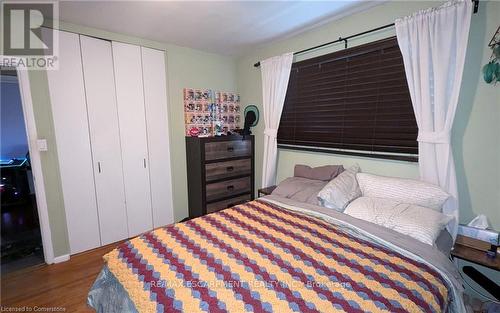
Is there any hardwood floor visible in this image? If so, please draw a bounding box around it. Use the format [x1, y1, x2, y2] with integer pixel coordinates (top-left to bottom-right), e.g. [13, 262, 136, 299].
[1, 241, 122, 312]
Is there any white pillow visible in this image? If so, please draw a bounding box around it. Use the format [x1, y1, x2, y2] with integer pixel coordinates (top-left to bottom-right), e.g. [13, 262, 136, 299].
[356, 173, 450, 211]
[344, 197, 453, 246]
[317, 164, 361, 211]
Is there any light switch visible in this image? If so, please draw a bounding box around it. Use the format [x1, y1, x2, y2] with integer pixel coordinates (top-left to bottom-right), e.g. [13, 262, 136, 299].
[37, 139, 48, 151]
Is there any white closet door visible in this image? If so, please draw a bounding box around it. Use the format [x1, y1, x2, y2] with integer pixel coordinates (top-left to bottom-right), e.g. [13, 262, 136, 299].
[141, 47, 174, 227]
[46, 30, 101, 254]
[112, 42, 153, 236]
[80, 35, 129, 245]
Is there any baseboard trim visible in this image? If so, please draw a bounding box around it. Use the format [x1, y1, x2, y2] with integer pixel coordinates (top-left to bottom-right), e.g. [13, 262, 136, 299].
[53, 254, 70, 264]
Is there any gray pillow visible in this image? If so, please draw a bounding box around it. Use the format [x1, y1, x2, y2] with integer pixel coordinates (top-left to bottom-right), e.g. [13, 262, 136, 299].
[294, 164, 344, 181]
[272, 177, 328, 206]
[317, 164, 361, 211]
[435, 229, 453, 255]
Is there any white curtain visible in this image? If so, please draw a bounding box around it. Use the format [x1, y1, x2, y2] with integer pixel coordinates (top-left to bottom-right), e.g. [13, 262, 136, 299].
[395, 0, 472, 240]
[260, 52, 294, 187]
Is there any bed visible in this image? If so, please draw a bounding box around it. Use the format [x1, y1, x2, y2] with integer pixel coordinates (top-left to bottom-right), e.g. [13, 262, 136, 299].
[87, 194, 465, 313]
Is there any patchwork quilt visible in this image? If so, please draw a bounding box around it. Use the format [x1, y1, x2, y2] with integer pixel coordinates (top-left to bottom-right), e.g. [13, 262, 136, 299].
[98, 199, 453, 313]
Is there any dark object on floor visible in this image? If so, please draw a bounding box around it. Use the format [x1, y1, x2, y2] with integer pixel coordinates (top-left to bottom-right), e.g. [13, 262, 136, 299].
[462, 266, 500, 301]
[1, 158, 44, 273]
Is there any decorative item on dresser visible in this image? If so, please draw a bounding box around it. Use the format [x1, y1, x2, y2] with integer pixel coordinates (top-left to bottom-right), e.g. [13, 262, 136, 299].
[185, 135, 255, 218]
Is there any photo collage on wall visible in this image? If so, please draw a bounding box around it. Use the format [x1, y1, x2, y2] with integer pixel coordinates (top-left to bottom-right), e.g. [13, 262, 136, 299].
[215, 91, 241, 136]
[184, 88, 214, 137]
[184, 88, 241, 137]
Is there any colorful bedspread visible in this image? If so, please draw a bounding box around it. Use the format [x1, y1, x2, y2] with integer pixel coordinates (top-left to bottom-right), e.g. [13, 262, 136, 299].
[102, 199, 450, 313]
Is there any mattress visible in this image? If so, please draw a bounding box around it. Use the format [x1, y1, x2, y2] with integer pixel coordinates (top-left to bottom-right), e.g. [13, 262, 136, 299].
[88, 196, 465, 312]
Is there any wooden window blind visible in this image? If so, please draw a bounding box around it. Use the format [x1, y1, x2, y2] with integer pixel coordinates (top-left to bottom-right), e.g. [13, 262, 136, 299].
[277, 37, 418, 162]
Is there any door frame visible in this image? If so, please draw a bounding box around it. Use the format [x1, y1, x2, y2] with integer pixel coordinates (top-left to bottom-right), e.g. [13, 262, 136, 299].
[1, 57, 55, 264]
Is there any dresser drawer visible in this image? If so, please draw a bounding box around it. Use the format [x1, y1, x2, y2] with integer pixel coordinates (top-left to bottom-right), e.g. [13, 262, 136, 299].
[205, 159, 251, 182]
[206, 176, 251, 202]
[204, 140, 251, 161]
[206, 194, 252, 214]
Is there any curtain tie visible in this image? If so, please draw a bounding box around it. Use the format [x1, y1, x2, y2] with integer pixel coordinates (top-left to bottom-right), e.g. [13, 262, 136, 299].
[417, 130, 451, 144]
[264, 128, 278, 138]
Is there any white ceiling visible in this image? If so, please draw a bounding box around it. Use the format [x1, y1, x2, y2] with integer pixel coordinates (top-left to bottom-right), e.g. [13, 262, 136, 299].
[55, 1, 382, 56]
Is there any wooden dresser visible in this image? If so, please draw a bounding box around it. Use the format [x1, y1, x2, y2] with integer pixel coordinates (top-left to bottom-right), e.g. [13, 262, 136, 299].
[186, 135, 255, 218]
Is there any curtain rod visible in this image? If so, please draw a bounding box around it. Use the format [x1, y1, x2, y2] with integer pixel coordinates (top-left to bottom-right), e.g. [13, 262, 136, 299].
[253, 0, 479, 68]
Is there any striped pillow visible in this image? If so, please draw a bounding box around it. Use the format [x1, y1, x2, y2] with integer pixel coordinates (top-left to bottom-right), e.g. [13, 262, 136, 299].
[356, 173, 450, 211]
[345, 197, 453, 246]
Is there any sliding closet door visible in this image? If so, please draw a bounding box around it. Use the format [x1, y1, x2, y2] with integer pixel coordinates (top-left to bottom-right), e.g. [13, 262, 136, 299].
[141, 47, 174, 227]
[46, 30, 101, 254]
[112, 42, 153, 236]
[80, 35, 129, 245]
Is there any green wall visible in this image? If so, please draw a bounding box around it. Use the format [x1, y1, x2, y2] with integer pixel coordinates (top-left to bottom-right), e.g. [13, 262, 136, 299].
[236, 1, 500, 229]
[21, 22, 237, 257]
[27, 70, 69, 257]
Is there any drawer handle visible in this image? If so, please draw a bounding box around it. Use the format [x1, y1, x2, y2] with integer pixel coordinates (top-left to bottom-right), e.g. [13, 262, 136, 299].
[227, 185, 235, 191]
[226, 166, 234, 172]
[227, 146, 234, 152]
[226, 200, 245, 208]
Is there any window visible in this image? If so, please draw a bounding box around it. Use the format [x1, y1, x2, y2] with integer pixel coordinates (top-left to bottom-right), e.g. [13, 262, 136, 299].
[277, 37, 418, 162]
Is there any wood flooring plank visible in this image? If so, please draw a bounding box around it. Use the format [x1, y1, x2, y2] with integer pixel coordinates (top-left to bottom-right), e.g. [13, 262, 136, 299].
[1, 241, 122, 312]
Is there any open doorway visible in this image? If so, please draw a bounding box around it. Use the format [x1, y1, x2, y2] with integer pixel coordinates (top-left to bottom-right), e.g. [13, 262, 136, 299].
[1, 68, 44, 273]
